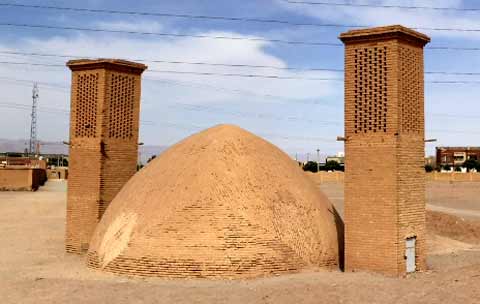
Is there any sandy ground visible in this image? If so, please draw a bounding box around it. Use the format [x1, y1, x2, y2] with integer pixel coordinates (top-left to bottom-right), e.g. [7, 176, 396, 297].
[1, 180, 480, 304]
[318, 181, 480, 218]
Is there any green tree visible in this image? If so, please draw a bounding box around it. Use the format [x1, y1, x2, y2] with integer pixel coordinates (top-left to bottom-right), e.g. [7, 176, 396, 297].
[324, 160, 343, 172]
[425, 164, 434, 173]
[302, 161, 319, 173]
[463, 159, 479, 172]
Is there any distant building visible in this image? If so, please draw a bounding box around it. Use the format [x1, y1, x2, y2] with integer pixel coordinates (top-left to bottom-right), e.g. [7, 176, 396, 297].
[326, 152, 345, 165]
[436, 147, 480, 168]
[0, 152, 47, 169]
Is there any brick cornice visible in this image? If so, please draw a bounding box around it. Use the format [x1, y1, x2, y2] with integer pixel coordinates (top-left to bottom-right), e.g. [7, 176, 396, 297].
[339, 25, 430, 47]
[67, 59, 147, 75]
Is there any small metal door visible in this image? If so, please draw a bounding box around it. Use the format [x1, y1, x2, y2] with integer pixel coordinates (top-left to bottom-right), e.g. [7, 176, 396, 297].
[406, 237, 416, 273]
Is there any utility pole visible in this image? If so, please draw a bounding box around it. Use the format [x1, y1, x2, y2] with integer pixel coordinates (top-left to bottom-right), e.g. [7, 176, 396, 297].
[317, 149, 320, 172]
[29, 83, 39, 157]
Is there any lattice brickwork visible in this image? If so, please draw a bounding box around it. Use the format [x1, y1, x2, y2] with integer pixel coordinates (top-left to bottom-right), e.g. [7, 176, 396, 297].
[353, 47, 388, 134]
[66, 59, 146, 254]
[74, 73, 99, 138]
[340, 25, 430, 277]
[108, 73, 136, 139]
[400, 45, 423, 133]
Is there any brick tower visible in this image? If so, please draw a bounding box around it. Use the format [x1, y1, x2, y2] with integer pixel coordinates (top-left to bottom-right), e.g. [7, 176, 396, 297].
[65, 59, 147, 253]
[339, 26, 430, 276]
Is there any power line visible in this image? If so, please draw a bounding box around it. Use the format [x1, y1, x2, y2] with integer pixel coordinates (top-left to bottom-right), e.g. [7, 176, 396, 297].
[158, 120, 480, 138]
[144, 77, 336, 106]
[283, 0, 480, 11]
[0, 74, 330, 106]
[0, 60, 343, 80]
[429, 113, 480, 120]
[147, 69, 343, 81]
[169, 102, 480, 127]
[0, 105, 337, 142]
[0, 75, 69, 89]
[428, 80, 480, 84]
[0, 102, 155, 125]
[12, 60, 480, 83]
[0, 50, 343, 73]
[0, 61, 63, 68]
[2, 102, 479, 136]
[3, 77, 479, 129]
[0, 23, 341, 46]
[2, 3, 480, 33]
[429, 129, 480, 135]
[3, 50, 480, 76]
[156, 121, 338, 142]
[1, 22, 479, 51]
[2, 60, 480, 83]
[0, 102, 68, 114]
[0, 60, 338, 81]
[168, 102, 342, 125]
[428, 46, 480, 51]
[0, 2, 362, 28]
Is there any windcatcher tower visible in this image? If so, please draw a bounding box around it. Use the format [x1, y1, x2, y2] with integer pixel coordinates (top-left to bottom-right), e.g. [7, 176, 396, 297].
[339, 26, 430, 276]
[66, 59, 147, 253]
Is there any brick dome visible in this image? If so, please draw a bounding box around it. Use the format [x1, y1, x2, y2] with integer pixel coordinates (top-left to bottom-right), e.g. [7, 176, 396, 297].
[87, 124, 340, 278]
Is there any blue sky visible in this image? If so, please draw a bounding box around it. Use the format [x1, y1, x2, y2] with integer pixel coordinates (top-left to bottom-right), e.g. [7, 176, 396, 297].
[0, 0, 479, 159]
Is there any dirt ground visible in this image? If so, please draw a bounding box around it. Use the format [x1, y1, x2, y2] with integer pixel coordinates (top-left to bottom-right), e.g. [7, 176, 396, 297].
[1, 180, 480, 304]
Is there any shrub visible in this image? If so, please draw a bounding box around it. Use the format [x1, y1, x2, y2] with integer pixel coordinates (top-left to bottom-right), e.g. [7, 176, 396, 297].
[463, 159, 480, 172]
[324, 160, 343, 172]
[302, 161, 319, 173]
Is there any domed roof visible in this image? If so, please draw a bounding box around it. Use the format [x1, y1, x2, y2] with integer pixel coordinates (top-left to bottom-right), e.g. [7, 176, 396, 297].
[87, 124, 340, 278]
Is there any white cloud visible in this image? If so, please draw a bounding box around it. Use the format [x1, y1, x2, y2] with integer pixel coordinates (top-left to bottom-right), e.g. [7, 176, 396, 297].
[14, 28, 341, 102]
[0, 23, 343, 151]
[94, 20, 165, 33]
[277, 0, 480, 40]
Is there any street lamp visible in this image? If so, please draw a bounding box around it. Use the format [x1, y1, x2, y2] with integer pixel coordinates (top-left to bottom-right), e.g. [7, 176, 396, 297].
[316, 149, 320, 172]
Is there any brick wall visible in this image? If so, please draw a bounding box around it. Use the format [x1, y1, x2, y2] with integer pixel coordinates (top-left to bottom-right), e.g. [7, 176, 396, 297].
[65, 59, 147, 253]
[427, 172, 480, 182]
[340, 25, 430, 276]
[0, 168, 45, 191]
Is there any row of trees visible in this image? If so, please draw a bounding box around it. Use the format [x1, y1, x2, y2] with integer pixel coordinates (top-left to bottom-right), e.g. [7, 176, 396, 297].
[425, 159, 480, 173]
[302, 159, 479, 173]
[302, 160, 344, 173]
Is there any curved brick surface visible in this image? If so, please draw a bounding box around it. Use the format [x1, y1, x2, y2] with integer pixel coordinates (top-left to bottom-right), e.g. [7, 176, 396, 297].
[87, 125, 339, 279]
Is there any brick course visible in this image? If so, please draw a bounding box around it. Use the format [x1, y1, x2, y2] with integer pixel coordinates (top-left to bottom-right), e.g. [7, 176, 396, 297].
[65, 59, 147, 254]
[339, 25, 430, 276]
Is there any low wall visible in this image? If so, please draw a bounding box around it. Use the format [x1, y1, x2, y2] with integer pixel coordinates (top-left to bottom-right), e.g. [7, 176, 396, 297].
[0, 168, 46, 191]
[0, 158, 47, 169]
[306, 171, 480, 184]
[306, 171, 345, 185]
[426, 172, 480, 182]
[47, 167, 68, 180]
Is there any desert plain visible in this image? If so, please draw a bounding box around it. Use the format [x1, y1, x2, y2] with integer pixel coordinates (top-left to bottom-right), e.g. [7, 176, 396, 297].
[1, 178, 479, 304]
